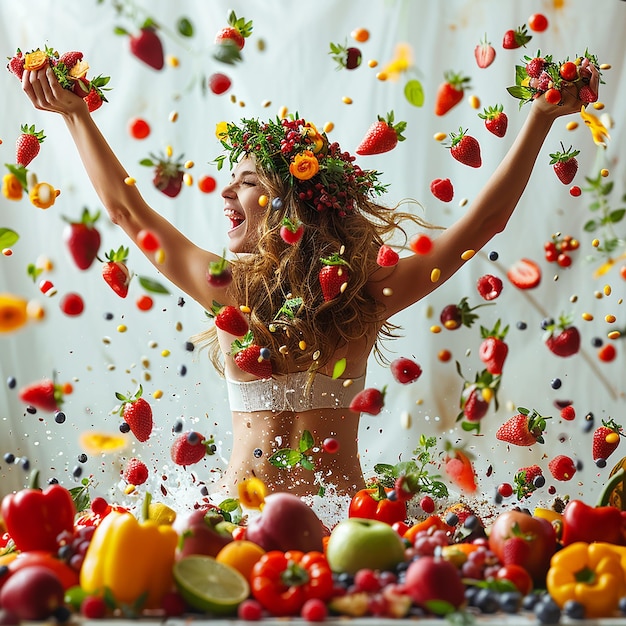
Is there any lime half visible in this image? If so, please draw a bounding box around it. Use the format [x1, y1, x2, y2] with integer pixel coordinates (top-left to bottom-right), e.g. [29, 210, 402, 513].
[173, 555, 250, 615]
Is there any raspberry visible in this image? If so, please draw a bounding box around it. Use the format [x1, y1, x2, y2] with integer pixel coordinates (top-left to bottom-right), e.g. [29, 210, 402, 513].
[476, 274, 503, 301]
[430, 177, 454, 202]
[525, 57, 545, 78]
[122, 457, 149, 485]
[209, 72, 232, 95]
[560, 405, 576, 421]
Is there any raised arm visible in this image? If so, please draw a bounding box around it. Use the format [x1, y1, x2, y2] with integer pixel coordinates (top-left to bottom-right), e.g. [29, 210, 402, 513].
[22, 66, 222, 310]
[370, 79, 594, 319]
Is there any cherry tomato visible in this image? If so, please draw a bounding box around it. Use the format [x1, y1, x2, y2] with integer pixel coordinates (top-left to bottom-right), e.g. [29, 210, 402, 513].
[128, 117, 151, 140]
[559, 61, 578, 82]
[495, 563, 533, 596]
[528, 13, 549, 32]
[598, 344, 617, 362]
[544, 88, 562, 105]
[136, 294, 154, 311]
[136, 229, 160, 252]
[569, 185, 582, 197]
[351, 27, 370, 43]
[198, 175, 217, 193]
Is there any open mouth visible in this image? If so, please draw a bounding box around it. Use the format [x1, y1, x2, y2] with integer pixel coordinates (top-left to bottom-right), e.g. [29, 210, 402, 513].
[224, 208, 245, 231]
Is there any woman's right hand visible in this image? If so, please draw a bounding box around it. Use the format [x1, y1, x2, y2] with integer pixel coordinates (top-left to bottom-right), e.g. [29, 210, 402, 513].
[22, 67, 88, 117]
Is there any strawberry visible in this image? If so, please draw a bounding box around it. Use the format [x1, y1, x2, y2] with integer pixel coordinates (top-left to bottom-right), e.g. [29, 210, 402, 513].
[123, 457, 149, 485]
[62, 208, 101, 270]
[171, 431, 211, 466]
[15, 124, 45, 167]
[496, 407, 549, 447]
[231, 331, 273, 378]
[478, 320, 509, 375]
[440, 297, 490, 330]
[19, 378, 64, 412]
[390, 357, 422, 384]
[214, 11, 253, 50]
[141, 151, 185, 198]
[279, 217, 304, 245]
[592, 418, 623, 461]
[448, 128, 482, 168]
[478, 104, 508, 138]
[319, 253, 350, 301]
[208, 72, 232, 95]
[434, 71, 471, 116]
[206, 252, 233, 288]
[58, 50, 84, 71]
[513, 464, 544, 499]
[376, 244, 399, 267]
[349, 386, 386, 416]
[355, 111, 406, 156]
[6, 49, 25, 79]
[544, 316, 581, 358]
[549, 143, 580, 185]
[102, 246, 132, 298]
[548, 455, 576, 481]
[116, 386, 153, 442]
[578, 85, 598, 104]
[476, 274, 503, 301]
[506, 258, 541, 290]
[474, 34, 496, 69]
[502, 25, 532, 50]
[129, 25, 164, 70]
[462, 387, 489, 423]
[430, 178, 454, 202]
[525, 56, 546, 79]
[501, 536, 529, 567]
[329, 41, 362, 70]
[209, 300, 248, 336]
[84, 88, 104, 112]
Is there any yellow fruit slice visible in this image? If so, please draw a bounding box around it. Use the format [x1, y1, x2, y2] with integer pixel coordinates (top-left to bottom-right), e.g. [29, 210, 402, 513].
[173, 555, 249, 615]
[79, 431, 127, 455]
[24, 50, 49, 71]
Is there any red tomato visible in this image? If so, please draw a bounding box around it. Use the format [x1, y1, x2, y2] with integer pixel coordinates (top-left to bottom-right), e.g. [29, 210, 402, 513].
[495, 564, 533, 596]
[198, 175, 217, 193]
[544, 88, 562, 105]
[528, 13, 548, 32]
[559, 61, 578, 82]
[128, 117, 151, 140]
[136, 294, 154, 311]
[1, 551, 79, 591]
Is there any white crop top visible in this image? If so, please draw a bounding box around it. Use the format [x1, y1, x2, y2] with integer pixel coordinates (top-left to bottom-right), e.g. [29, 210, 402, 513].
[226, 371, 366, 413]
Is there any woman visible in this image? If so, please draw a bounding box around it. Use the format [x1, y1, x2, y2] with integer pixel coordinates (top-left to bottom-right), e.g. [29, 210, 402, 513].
[21, 63, 595, 498]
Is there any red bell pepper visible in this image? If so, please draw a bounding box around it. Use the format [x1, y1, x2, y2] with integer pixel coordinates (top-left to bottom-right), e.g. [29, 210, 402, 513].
[0, 470, 76, 552]
[348, 486, 407, 525]
[561, 499, 626, 546]
[250, 550, 334, 616]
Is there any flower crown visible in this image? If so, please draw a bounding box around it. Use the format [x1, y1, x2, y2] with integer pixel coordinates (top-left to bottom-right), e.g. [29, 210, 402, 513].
[214, 116, 388, 216]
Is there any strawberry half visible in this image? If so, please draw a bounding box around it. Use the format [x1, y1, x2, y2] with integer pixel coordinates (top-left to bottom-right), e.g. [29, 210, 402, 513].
[474, 34, 496, 69]
[19, 378, 64, 412]
[506, 258, 541, 290]
[356, 111, 406, 156]
[102, 246, 131, 298]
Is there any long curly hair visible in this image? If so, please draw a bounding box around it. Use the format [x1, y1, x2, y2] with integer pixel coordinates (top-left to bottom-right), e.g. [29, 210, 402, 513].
[194, 162, 433, 377]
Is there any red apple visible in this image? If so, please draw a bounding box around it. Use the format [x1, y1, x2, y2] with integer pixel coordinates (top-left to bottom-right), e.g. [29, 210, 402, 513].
[403, 555, 465, 614]
[0, 565, 64, 620]
[488, 509, 556, 586]
[173, 508, 233, 559]
[245, 492, 326, 553]
[325, 517, 406, 575]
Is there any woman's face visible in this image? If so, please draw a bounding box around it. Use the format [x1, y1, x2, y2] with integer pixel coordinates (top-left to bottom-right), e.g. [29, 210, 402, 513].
[221, 157, 267, 254]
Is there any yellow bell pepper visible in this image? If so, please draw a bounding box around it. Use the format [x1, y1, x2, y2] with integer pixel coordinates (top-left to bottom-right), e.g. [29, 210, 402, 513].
[79, 510, 178, 610]
[546, 541, 626, 618]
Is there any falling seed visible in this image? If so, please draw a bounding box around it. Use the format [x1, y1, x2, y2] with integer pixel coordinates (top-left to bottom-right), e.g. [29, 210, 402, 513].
[169, 111, 178, 122]
[165, 145, 173, 157]
[323, 122, 334, 133]
[312, 350, 321, 361]
[566, 121, 578, 131]
[368, 59, 378, 68]
[342, 96, 353, 105]
[605, 314, 616, 324]
[167, 55, 179, 67]
[184, 160, 194, 169]
[148, 340, 158, 348]
[375, 72, 388, 81]
[468, 95, 480, 109]
[279, 345, 288, 355]
[141, 357, 150, 368]
[461, 249, 475, 261]
[340, 282, 348, 293]
[278, 106, 288, 118]
[594, 291, 603, 299]
[459, 198, 468, 207]
[261, 100, 271, 108]
[124, 484, 136, 495]
[124, 177, 136, 186]
[183, 173, 193, 186]
[240, 305, 251, 313]
[592, 239, 600, 247]
[2, 248, 13, 256]
[117, 324, 127, 333]
[342, 379, 353, 387]
[430, 325, 442, 334]
[161, 349, 171, 357]
[425, 305, 434, 318]
[268, 323, 277, 332]
[582, 312, 594, 321]
[433, 132, 447, 142]
[604, 285, 612, 296]
[592, 102, 605, 110]
[102, 337, 111, 345]
[600, 63, 612, 70]
[608, 330, 621, 340]
[298, 340, 306, 350]
[153, 389, 163, 399]
[155, 248, 166, 264]
[601, 169, 609, 177]
[230, 94, 237, 103]
[400, 411, 412, 429]
[382, 287, 393, 296]
[430, 267, 441, 282]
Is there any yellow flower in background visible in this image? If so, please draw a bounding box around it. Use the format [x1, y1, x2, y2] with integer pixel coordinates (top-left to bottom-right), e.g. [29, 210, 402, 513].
[0, 294, 28, 333]
[381, 43, 413, 81]
[580, 105, 610, 147]
[29, 182, 59, 209]
[215, 121, 229, 141]
[289, 150, 319, 180]
[2, 174, 23, 201]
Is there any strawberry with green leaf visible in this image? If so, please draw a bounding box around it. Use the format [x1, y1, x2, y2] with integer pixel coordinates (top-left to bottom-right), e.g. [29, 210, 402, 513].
[478, 320, 509, 375]
[19, 378, 65, 412]
[102, 246, 132, 298]
[231, 331, 272, 378]
[448, 128, 482, 168]
[457, 364, 501, 433]
[434, 71, 471, 116]
[549, 143, 580, 185]
[319, 253, 350, 301]
[496, 407, 551, 446]
[115, 386, 153, 442]
[209, 300, 248, 336]
[215, 11, 253, 50]
[356, 112, 406, 156]
[16, 124, 45, 167]
[543, 315, 581, 357]
[140, 151, 185, 198]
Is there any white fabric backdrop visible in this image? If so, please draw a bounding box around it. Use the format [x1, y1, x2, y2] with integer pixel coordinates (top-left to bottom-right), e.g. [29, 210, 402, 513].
[0, 0, 624, 517]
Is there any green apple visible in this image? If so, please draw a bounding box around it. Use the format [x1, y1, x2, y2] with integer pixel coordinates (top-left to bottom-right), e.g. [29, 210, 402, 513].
[325, 517, 406, 575]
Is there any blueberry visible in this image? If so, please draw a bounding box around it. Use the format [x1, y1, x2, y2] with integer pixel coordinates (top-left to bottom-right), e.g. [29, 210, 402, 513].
[533, 474, 546, 488]
[184, 341, 195, 352]
[522, 593, 541, 611]
[595, 458, 607, 468]
[499, 591, 522, 614]
[200, 486, 209, 496]
[26, 405, 37, 414]
[187, 431, 199, 444]
[259, 347, 271, 360]
[173, 420, 183, 433]
[534, 597, 561, 624]
[3, 453, 15, 464]
[591, 336, 603, 347]
[445, 512, 459, 526]
[474, 588, 499, 614]
[78, 453, 88, 463]
[48, 477, 59, 484]
[103, 311, 114, 320]
[582, 412, 595, 433]
[0, 565, 9, 578]
[271, 197, 284, 211]
[54, 411, 66, 424]
[551, 378, 562, 389]
[119, 422, 131, 434]
[178, 364, 187, 376]
[253, 448, 263, 458]
[516, 321, 527, 330]
[6, 376, 16, 389]
[619, 596, 626, 614]
[488, 250, 499, 261]
[20, 458, 30, 471]
[463, 515, 479, 531]
[563, 599, 585, 620]
[541, 317, 554, 330]
[72, 466, 82, 478]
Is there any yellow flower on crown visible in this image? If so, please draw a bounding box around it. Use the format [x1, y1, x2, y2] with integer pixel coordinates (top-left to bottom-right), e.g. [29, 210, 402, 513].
[289, 150, 319, 181]
[2, 173, 23, 201]
[301, 122, 324, 154]
[215, 121, 229, 141]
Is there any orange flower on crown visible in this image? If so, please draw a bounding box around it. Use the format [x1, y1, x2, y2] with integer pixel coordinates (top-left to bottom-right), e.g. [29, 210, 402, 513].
[289, 150, 319, 181]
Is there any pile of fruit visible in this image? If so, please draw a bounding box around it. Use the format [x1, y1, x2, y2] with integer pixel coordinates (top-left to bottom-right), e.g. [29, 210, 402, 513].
[3, 468, 626, 623]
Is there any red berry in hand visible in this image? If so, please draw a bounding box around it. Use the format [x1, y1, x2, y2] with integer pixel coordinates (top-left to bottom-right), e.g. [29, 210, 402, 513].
[544, 88, 562, 105]
[559, 61, 578, 82]
[208, 72, 232, 95]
